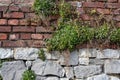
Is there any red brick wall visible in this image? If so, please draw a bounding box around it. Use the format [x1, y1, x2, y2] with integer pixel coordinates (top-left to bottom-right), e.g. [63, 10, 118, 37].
[0, 0, 120, 48]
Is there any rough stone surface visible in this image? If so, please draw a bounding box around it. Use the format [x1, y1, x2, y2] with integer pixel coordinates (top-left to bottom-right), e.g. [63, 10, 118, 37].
[0, 61, 27, 80]
[79, 49, 97, 58]
[25, 61, 32, 69]
[105, 60, 120, 74]
[32, 60, 65, 77]
[0, 48, 120, 80]
[64, 67, 74, 79]
[44, 49, 60, 60]
[74, 65, 102, 78]
[58, 50, 79, 65]
[43, 61, 65, 77]
[45, 77, 59, 80]
[14, 48, 39, 60]
[60, 78, 69, 80]
[89, 59, 104, 65]
[31, 59, 45, 75]
[36, 76, 59, 80]
[87, 74, 109, 80]
[79, 58, 89, 65]
[0, 48, 13, 59]
[110, 76, 120, 80]
[97, 49, 119, 59]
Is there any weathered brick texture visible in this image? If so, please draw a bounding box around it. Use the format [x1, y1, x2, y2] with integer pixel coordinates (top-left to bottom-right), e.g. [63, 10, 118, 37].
[0, 0, 119, 48]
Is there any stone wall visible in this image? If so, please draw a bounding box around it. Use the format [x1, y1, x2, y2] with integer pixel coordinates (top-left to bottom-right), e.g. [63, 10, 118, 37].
[0, 48, 120, 80]
[0, 0, 120, 48]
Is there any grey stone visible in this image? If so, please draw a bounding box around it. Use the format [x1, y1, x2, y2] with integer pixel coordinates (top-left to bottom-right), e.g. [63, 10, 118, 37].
[97, 49, 119, 59]
[36, 76, 46, 80]
[79, 49, 97, 58]
[0, 61, 27, 80]
[79, 49, 91, 58]
[45, 77, 59, 80]
[25, 61, 32, 69]
[31, 59, 45, 75]
[0, 48, 13, 59]
[74, 65, 102, 78]
[36, 76, 59, 80]
[60, 78, 69, 80]
[64, 67, 74, 79]
[105, 60, 120, 74]
[89, 59, 104, 65]
[110, 76, 120, 80]
[58, 50, 79, 65]
[79, 58, 89, 65]
[14, 48, 39, 60]
[43, 61, 65, 77]
[44, 48, 60, 60]
[87, 74, 109, 80]
[32, 60, 65, 77]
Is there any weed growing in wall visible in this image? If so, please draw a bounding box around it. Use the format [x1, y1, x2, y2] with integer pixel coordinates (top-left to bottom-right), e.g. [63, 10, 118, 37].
[33, 0, 120, 51]
[22, 70, 36, 80]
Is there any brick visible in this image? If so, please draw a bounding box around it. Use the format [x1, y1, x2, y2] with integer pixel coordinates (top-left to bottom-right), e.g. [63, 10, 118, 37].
[106, 3, 120, 8]
[25, 13, 36, 19]
[3, 40, 26, 47]
[27, 40, 45, 47]
[113, 9, 120, 15]
[36, 26, 53, 33]
[0, 19, 7, 25]
[0, 26, 11, 32]
[13, 26, 35, 32]
[0, 33, 7, 40]
[43, 34, 52, 39]
[14, 0, 34, 5]
[97, 9, 110, 14]
[4, 12, 24, 18]
[0, 0, 11, 4]
[0, 41, 1, 47]
[9, 34, 19, 40]
[97, 0, 107, 2]
[116, 22, 120, 27]
[0, 6, 8, 11]
[20, 33, 31, 39]
[9, 5, 19, 11]
[20, 6, 30, 12]
[0, 12, 2, 18]
[31, 34, 43, 40]
[19, 19, 29, 25]
[108, 0, 118, 2]
[8, 19, 19, 25]
[113, 16, 120, 21]
[80, 14, 91, 21]
[83, 2, 104, 8]
[76, 8, 85, 15]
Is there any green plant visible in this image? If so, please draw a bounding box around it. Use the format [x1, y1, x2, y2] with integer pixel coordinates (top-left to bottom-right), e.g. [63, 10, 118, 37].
[33, 0, 58, 16]
[38, 49, 46, 61]
[22, 70, 36, 80]
[110, 28, 120, 44]
[46, 21, 94, 51]
[95, 23, 110, 39]
[0, 75, 2, 80]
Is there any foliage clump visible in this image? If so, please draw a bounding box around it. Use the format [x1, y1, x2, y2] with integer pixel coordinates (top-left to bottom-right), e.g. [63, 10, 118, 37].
[95, 23, 110, 39]
[33, 0, 58, 16]
[38, 49, 46, 61]
[47, 21, 94, 51]
[33, 0, 120, 51]
[22, 70, 36, 80]
[110, 28, 120, 45]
